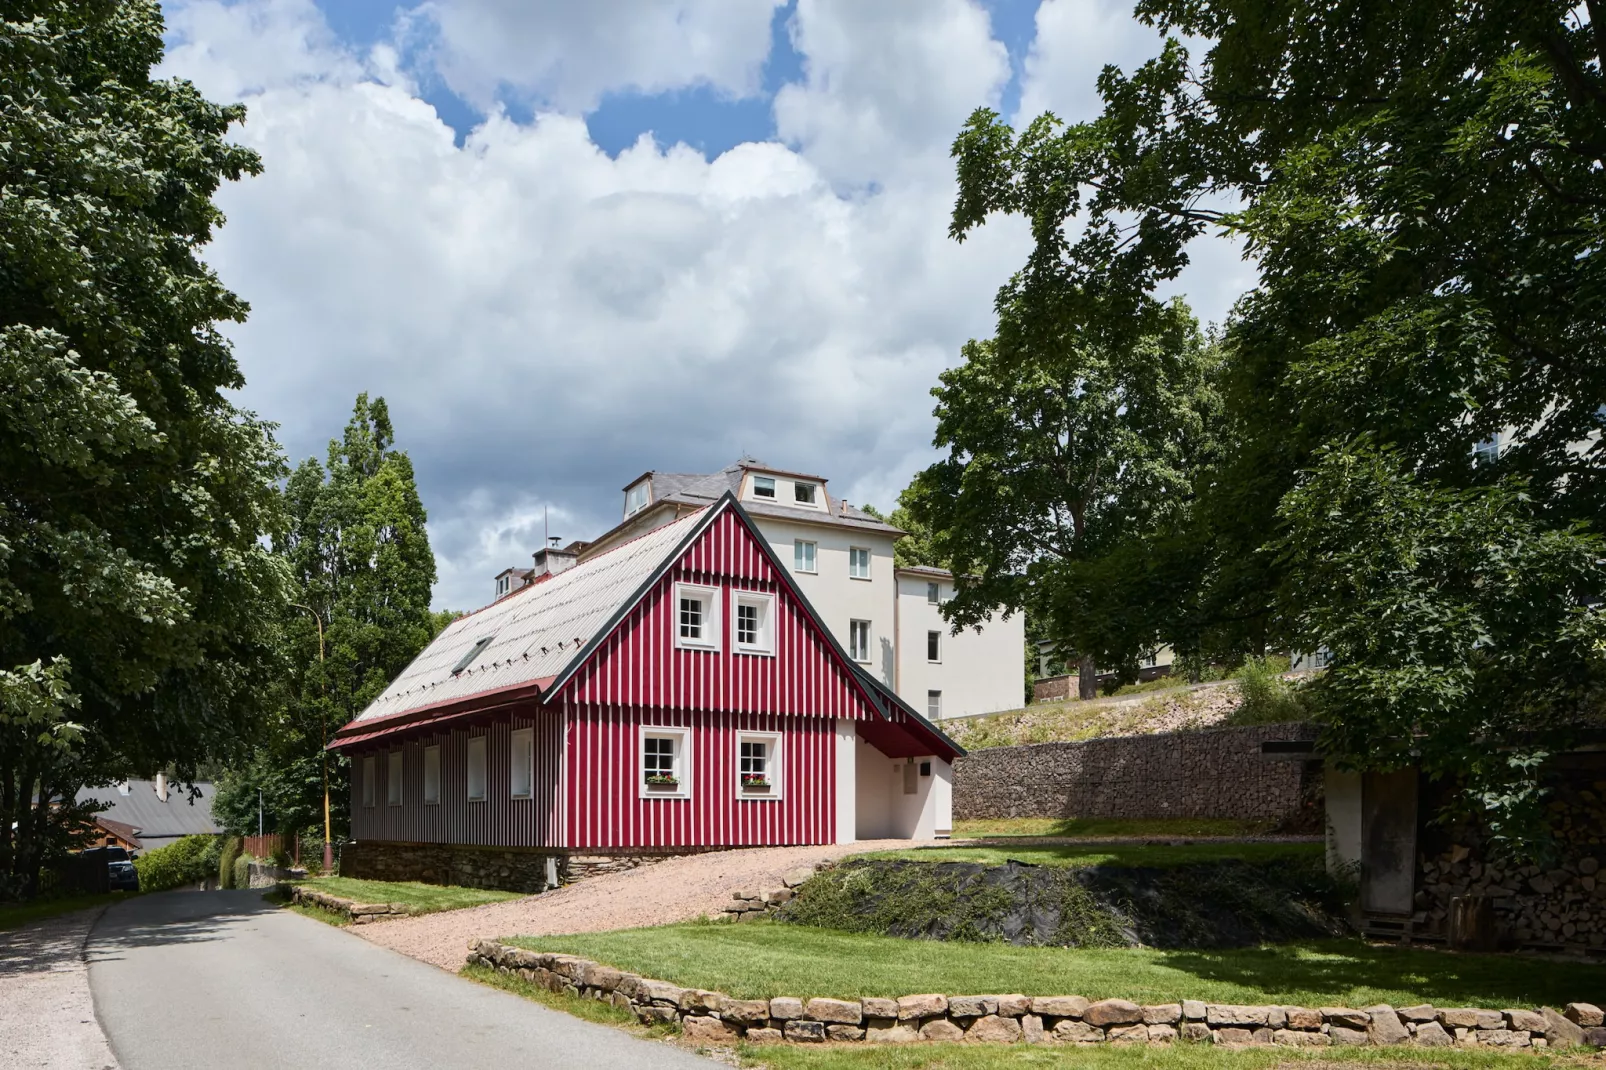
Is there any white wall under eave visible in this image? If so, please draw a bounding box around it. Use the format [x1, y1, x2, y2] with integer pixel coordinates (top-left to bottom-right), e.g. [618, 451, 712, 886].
[853, 735, 949, 840]
[1326, 766, 1362, 877]
[834, 718, 857, 845]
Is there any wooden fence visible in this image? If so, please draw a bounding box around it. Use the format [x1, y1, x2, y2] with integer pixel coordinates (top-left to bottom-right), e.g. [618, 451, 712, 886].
[242, 834, 298, 864]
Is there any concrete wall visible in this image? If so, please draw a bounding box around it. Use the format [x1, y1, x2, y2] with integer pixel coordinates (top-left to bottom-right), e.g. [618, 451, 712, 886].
[953, 722, 1322, 823]
[896, 574, 1025, 719]
[855, 737, 951, 839]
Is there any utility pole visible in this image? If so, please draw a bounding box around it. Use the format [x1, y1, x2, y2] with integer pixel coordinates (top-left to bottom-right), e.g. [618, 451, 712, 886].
[293, 603, 334, 874]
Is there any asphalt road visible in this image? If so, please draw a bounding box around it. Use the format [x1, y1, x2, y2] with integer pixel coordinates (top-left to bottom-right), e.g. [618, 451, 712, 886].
[87, 890, 716, 1070]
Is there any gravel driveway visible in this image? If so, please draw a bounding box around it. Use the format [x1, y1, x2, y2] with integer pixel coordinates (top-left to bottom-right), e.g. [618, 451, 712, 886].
[358, 839, 926, 971]
[0, 906, 120, 1069]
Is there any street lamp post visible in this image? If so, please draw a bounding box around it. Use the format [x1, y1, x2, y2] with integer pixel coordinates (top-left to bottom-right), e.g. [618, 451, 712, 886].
[292, 603, 334, 875]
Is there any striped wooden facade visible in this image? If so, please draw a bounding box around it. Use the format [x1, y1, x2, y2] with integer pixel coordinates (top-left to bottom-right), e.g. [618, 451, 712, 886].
[346, 503, 887, 851]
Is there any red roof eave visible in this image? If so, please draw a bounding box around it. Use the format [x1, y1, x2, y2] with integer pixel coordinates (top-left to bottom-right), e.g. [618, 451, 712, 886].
[328, 677, 556, 750]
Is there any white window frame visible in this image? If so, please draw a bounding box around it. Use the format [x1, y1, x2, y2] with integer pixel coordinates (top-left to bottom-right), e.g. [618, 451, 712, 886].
[423, 745, 441, 805]
[752, 475, 776, 499]
[639, 725, 691, 800]
[674, 582, 720, 651]
[793, 481, 818, 505]
[624, 481, 650, 516]
[927, 629, 942, 663]
[849, 619, 871, 662]
[735, 730, 783, 801]
[848, 546, 871, 580]
[496, 574, 510, 597]
[387, 750, 403, 806]
[731, 590, 776, 656]
[466, 735, 487, 802]
[793, 540, 817, 574]
[926, 581, 940, 604]
[510, 727, 534, 799]
[927, 690, 942, 719]
[362, 755, 375, 807]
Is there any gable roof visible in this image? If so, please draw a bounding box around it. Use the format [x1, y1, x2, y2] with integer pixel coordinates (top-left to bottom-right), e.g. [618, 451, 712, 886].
[76, 780, 220, 842]
[345, 509, 708, 728]
[333, 493, 963, 761]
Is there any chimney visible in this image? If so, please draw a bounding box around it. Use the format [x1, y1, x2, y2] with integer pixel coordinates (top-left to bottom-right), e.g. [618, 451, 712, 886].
[532, 538, 578, 579]
[155, 772, 167, 802]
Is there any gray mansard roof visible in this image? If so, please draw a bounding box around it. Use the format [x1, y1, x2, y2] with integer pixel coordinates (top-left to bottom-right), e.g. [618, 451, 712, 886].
[632, 460, 903, 537]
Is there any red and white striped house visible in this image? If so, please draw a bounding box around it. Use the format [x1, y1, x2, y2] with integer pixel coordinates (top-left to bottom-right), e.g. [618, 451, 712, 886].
[329, 493, 962, 890]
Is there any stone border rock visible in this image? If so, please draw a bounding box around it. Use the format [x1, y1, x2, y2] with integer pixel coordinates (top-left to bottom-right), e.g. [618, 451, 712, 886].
[285, 884, 416, 925]
[721, 863, 818, 920]
[464, 939, 1606, 1050]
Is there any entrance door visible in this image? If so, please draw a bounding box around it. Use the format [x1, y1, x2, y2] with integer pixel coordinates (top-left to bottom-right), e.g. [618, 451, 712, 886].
[1360, 768, 1418, 915]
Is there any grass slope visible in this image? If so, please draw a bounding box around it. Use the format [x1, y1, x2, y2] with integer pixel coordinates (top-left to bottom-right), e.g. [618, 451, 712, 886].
[293, 876, 523, 914]
[952, 818, 1279, 839]
[863, 842, 1322, 868]
[0, 892, 126, 931]
[513, 920, 1603, 1008]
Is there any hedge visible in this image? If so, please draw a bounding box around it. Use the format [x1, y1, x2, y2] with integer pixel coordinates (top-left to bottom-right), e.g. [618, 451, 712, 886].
[218, 837, 242, 889]
[134, 835, 223, 892]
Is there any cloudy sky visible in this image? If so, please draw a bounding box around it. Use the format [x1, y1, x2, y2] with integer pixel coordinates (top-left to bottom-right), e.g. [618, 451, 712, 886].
[157, 0, 1254, 611]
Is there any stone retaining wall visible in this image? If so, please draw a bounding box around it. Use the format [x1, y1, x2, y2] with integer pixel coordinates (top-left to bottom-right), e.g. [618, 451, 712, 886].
[339, 841, 680, 893]
[953, 721, 1320, 823]
[466, 939, 1606, 1050]
[286, 884, 416, 925]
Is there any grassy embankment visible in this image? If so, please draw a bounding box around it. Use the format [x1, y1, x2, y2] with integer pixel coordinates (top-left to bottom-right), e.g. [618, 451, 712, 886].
[0, 892, 128, 931]
[511, 918, 1602, 1009]
[865, 841, 1322, 868]
[286, 876, 523, 917]
[952, 817, 1281, 839]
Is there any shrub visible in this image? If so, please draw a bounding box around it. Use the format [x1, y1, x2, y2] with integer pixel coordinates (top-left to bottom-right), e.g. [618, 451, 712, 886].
[218, 836, 242, 890]
[134, 835, 223, 892]
[1229, 655, 1309, 724]
[232, 852, 252, 890]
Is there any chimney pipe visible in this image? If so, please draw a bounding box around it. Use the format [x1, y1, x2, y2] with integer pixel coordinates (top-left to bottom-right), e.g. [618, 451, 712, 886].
[155, 772, 167, 802]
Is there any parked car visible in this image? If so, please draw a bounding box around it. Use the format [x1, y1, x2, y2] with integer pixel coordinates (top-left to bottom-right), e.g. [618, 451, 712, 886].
[98, 846, 140, 892]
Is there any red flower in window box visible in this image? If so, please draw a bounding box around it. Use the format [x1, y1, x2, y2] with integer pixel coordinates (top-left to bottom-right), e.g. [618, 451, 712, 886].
[740, 774, 770, 788]
[645, 774, 680, 787]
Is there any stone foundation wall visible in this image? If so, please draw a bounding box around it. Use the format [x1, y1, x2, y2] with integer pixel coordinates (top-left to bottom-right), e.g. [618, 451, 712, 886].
[340, 840, 684, 893]
[953, 722, 1321, 823]
[466, 939, 1606, 1049]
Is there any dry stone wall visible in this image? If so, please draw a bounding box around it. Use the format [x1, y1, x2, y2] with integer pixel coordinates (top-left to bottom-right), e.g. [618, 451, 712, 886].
[340, 841, 678, 893]
[953, 722, 1320, 823]
[466, 939, 1606, 1050]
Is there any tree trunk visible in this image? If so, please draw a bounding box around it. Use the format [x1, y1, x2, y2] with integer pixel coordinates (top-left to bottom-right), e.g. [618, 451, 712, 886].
[1077, 653, 1098, 700]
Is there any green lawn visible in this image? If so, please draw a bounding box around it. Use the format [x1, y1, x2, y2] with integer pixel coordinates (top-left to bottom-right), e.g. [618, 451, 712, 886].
[292, 876, 524, 914]
[0, 892, 127, 932]
[510, 920, 1604, 1007]
[953, 818, 1278, 839]
[863, 841, 1323, 868]
[740, 1043, 1584, 1070]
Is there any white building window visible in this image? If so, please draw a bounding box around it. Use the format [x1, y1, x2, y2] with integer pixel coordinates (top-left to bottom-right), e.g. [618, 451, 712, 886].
[732, 591, 775, 655]
[736, 731, 782, 799]
[794, 482, 817, 505]
[496, 575, 510, 597]
[927, 690, 942, 719]
[849, 619, 871, 662]
[387, 751, 403, 806]
[752, 475, 776, 499]
[927, 581, 940, 604]
[848, 546, 871, 580]
[362, 755, 375, 807]
[624, 481, 650, 516]
[1472, 432, 1503, 467]
[675, 583, 720, 650]
[927, 630, 941, 662]
[510, 727, 534, 799]
[423, 745, 440, 805]
[640, 726, 691, 798]
[467, 736, 486, 802]
[794, 540, 817, 574]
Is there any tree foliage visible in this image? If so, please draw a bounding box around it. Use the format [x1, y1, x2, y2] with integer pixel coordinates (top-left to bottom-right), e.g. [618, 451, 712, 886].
[905, 302, 1220, 697]
[942, 0, 1606, 844]
[214, 395, 439, 839]
[0, 1, 286, 896]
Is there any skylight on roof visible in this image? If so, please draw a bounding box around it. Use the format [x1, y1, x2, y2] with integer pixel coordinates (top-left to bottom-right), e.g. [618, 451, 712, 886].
[452, 636, 495, 675]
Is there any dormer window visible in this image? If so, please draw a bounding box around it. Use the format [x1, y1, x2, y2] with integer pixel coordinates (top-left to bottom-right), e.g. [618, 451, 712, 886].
[753, 476, 776, 499]
[794, 482, 817, 505]
[496, 574, 510, 598]
[624, 481, 650, 516]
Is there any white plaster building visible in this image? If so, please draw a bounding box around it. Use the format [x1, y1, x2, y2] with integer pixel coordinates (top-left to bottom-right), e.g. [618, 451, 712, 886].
[572, 458, 1026, 722]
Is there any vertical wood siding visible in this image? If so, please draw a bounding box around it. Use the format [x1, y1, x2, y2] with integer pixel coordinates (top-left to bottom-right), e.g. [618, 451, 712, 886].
[565, 508, 873, 718]
[347, 707, 562, 847]
[562, 703, 836, 848]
